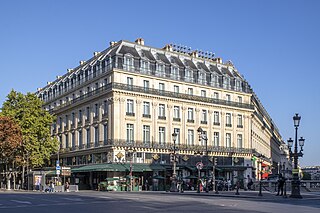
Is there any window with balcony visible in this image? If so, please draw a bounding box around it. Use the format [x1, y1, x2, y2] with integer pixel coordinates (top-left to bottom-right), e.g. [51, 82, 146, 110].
[226, 113, 232, 127]
[185, 69, 193, 81]
[78, 130, 82, 148]
[157, 63, 165, 76]
[214, 111, 220, 125]
[214, 132, 219, 146]
[201, 110, 207, 124]
[127, 77, 133, 90]
[187, 108, 194, 123]
[173, 106, 180, 121]
[103, 100, 108, 116]
[94, 126, 99, 147]
[126, 99, 135, 116]
[237, 114, 243, 128]
[201, 90, 206, 97]
[226, 94, 231, 102]
[143, 80, 149, 92]
[188, 88, 193, 95]
[159, 83, 165, 94]
[124, 55, 134, 71]
[141, 60, 149, 73]
[86, 128, 90, 147]
[126, 124, 134, 143]
[94, 103, 99, 119]
[172, 66, 179, 79]
[174, 128, 180, 144]
[174, 85, 179, 94]
[158, 104, 166, 119]
[187, 129, 194, 145]
[238, 96, 242, 104]
[143, 125, 150, 144]
[159, 127, 165, 145]
[237, 134, 243, 148]
[86, 107, 90, 122]
[143, 101, 151, 118]
[226, 133, 231, 148]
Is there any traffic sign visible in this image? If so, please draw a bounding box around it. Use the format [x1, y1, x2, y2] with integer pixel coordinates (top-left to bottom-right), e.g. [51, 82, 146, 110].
[196, 162, 203, 170]
[56, 166, 61, 170]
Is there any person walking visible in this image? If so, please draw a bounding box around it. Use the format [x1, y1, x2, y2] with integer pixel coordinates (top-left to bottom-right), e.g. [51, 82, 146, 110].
[276, 174, 285, 196]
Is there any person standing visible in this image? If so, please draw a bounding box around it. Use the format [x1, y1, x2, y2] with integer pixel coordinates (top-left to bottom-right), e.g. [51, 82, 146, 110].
[276, 174, 285, 196]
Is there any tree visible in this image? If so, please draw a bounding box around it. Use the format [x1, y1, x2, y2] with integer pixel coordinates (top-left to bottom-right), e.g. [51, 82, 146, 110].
[0, 116, 22, 189]
[1, 90, 58, 169]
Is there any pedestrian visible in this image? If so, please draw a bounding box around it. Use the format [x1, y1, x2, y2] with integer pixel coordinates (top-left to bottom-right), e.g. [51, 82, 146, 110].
[65, 182, 70, 192]
[247, 175, 253, 190]
[50, 181, 55, 193]
[276, 174, 285, 196]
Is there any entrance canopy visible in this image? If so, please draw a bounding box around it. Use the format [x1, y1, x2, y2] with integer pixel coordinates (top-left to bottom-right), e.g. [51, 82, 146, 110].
[72, 163, 166, 173]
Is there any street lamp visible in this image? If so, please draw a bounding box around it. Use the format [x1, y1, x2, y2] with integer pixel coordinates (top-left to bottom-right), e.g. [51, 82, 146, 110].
[126, 147, 136, 192]
[170, 132, 178, 192]
[197, 127, 209, 193]
[287, 113, 305, 199]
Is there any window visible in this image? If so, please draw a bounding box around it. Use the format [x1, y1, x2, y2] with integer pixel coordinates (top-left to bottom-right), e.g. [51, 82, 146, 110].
[188, 88, 193, 95]
[224, 77, 231, 89]
[235, 80, 242, 91]
[226, 133, 231, 147]
[124, 56, 133, 71]
[237, 134, 243, 148]
[141, 60, 149, 72]
[187, 130, 194, 145]
[199, 72, 206, 83]
[71, 132, 75, 149]
[226, 113, 232, 127]
[126, 99, 134, 116]
[65, 134, 69, 148]
[71, 112, 75, 125]
[158, 104, 165, 118]
[127, 77, 133, 89]
[103, 100, 108, 116]
[78, 110, 82, 123]
[94, 126, 99, 147]
[143, 80, 149, 90]
[174, 85, 179, 94]
[200, 131, 207, 146]
[157, 63, 165, 74]
[143, 101, 150, 117]
[94, 103, 99, 118]
[237, 114, 243, 128]
[174, 128, 180, 144]
[186, 69, 193, 80]
[214, 132, 219, 146]
[65, 115, 68, 129]
[201, 90, 206, 97]
[159, 127, 165, 145]
[78, 130, 82, 148]
[159, 83, 165, 92]
[103, 124, 108, 144]
[226, 94, 231, 102]
[143, 125, 150, 144]
[173, 106, 180, 120]
[238, 96, 242, 103]
[172, 66, 179, 78]
[126, 124, 134, 143]
[86, 107, 90, 121]
[213, 92, 219, 100]
[187, 108, 194, 122]
[86, 128, 90, 147]
[214, 111, 220, 125]
[201, 110, 207, 124]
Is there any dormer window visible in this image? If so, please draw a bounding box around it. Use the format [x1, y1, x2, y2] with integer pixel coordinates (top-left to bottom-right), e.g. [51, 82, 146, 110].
[124, 54, 134, 71]
[185, 68, 193, 82]
[141, 60, 149, 72]
[171, 66, 179, 79]
[224, 76, 231, 89]
[235, 79, 242, 91]
[199, 71, 206, 84]
[157, 63, 165, 77]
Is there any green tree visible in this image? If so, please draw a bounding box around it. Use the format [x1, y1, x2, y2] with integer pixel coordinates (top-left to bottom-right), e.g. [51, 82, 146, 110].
[1, 90, 58, 169]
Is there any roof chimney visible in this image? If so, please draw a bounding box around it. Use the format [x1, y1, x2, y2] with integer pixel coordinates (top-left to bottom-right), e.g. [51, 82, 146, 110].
[163, 44, 173, 52]
[94, 52, 100, 57]
[79, 60, 86, 65]
[135, 38, 145, 45]
[47, 82, 52, 85]
[190, 51, 198, 58]
[215, 57, 223, 64]
[109, 41, 117, 47]
[56, 76, 62, 79]
[67, 68, 73, 73]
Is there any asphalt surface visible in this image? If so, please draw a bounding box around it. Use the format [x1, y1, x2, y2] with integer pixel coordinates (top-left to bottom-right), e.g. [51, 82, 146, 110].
[0, 190, 319, 213]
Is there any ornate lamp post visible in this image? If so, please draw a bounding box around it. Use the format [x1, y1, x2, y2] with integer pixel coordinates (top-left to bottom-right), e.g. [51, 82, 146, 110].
[170, 132, 178, 192]
[197, 127, 209, 193]
[287, 113, 305, 199]
[127, 147, 136, 192]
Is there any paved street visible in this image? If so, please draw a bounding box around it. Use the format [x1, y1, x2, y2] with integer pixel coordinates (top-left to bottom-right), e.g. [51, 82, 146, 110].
[0, 190, 319, 213]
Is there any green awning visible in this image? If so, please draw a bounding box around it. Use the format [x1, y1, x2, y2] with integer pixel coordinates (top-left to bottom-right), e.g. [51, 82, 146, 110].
[72, 163, 127, 173]
[122, 163, 153, 172]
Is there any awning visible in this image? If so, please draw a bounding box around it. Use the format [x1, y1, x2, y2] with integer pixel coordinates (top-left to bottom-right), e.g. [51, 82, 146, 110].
[122, 163, 153, 172]
[72, 164, 127, 173]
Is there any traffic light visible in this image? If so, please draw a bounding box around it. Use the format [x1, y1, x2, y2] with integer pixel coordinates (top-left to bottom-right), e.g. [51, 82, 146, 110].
[214, 157, 218, 166]
[251, 155, 257, 162]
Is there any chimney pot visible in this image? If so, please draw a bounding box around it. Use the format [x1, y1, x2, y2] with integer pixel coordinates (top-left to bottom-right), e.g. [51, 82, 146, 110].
[135, 38, 145, 45]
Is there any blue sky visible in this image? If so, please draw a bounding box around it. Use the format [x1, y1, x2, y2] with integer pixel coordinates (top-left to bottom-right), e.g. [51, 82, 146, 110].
[0, 0, 319, 166]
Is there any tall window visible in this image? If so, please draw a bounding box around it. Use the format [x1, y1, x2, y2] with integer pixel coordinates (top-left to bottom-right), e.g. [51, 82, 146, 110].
[159, 127, 165, 145]
[78, 110, 82, 123]
[103, 124, 108, 144]
[78, 130, 82, 148]
[143, 101, 150, 116]
[187, 129, 194, 145]
[126, 124, 134, 143]
[86, 107, 90, 121]
[127, 77, 133, 89]
[94, 103, 99, 118]
[214, 132, 219, 146]
[157, 63, 165, 74]
[201, 110, 207, 124]
[186, 69, 192, 80]
[65, 134, 69, 148]
[226, 113, 232, 127]
[174, 128, 180, 144]
[188, 108, 194, 121]
[174, 85, 179, 94]
[71, 132, 75, 149]
[94, 126, 99, 147]
[103, 100, 108, 116]
[237, 134, 243, 148]
[159, 104, 165, 118]
[214, 111, 220, 125]
[237, 114, 243, 128]
[201, 90, 206, 97]
[172, 66, 179, 78]
[159, 83, 165, 94]
[143, 125, 150, 144]
[187, 88, 193, 95]
[173, 106, 180, 119]
[143, 80, 149, 91]
[226, 133, 231, 147]
[124, 56, 133, 71]
[213, 92, 219, 100]
[71, 112, 75, 125]
[86, 128, 90, 147]
[226, 94, 231, 102]
[238, 96, 242, 103]
[141, 60, 149, 72]
[126, 99, 134, 115]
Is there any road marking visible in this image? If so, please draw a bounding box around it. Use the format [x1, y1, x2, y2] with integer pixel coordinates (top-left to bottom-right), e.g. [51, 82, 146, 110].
[63, 198, 83, 202]
[10, 200, 32, 205]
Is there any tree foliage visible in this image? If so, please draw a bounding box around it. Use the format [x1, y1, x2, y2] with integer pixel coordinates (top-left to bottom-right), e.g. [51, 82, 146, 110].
[0, 90, 58, 168]
[0, 116, 22, 164]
